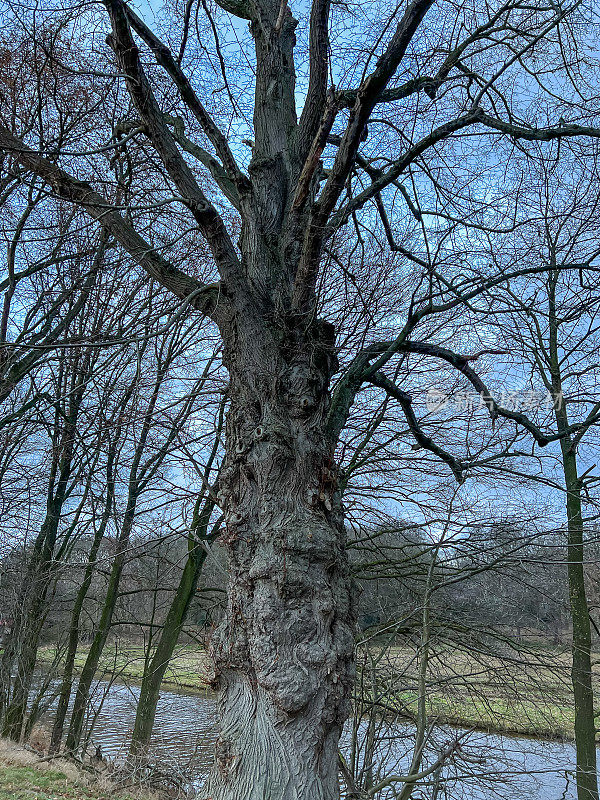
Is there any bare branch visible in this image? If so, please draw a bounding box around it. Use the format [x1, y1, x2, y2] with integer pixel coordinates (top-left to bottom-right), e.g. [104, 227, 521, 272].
[123, 2, 248, 190]
[213, 0, 251, 19]
[337, 75, 437, 109]
[0, 124, 221, 316]
[104, 0, 242, 289]
[309, 0, 435, 218]
[293, 0, 435, 309]
[296, 0, 332, 159]
[330, 108, 483, 229]
[477, 111, 600, 142]
[164, 115, 240, 210]
[368, 371, 465, 484]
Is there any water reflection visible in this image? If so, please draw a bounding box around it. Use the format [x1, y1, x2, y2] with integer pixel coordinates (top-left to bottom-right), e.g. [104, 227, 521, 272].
[43, 678, 586, 799]
[84, 682, 217, 774]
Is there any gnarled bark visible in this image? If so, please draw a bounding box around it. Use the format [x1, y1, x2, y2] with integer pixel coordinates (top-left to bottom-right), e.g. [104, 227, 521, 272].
[204, 317, 356, 800]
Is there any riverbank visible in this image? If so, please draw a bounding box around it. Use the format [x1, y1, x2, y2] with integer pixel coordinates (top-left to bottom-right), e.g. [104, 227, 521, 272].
[38, 642, 213, 695]
[375, 643, 576, 741]
[37, 640, 582, 741]
[0, 738, 158, 800]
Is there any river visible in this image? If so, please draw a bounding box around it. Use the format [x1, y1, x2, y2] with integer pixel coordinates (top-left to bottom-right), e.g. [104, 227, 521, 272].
[41, 678, 589, 799]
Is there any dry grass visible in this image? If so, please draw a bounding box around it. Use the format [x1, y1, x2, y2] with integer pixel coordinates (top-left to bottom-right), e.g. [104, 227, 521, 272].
[38, 642, 212, 693]
[0, 738, 162, 800]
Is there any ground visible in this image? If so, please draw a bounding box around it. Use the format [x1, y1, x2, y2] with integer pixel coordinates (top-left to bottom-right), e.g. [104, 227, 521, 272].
[0, 739, 155, 800]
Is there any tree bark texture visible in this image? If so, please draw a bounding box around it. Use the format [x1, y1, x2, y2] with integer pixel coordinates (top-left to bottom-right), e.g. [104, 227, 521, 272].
[203, 316, 356, 800]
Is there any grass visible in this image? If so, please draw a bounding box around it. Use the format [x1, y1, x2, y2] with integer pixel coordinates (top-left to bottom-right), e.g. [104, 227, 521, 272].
[0, 765, 142, 800]
[0, 741, 152, 800]
[37, 642, 212, 694]
[355, 642, 581, 741]
[389, 687, 574, 740]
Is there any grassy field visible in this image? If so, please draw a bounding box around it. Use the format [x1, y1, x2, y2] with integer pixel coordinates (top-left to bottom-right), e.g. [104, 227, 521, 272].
[0, 740, 152, 800]
[38, 642, 213, 694]
[358, 642, 577, 740]
[0, 765, 145, 800]
[38, 640, 211, 692]
[386, 682, 573, 740]
[38, 640, 583, 740]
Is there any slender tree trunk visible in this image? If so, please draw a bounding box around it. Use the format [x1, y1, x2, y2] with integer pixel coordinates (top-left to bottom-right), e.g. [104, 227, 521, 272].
[562, 447, 598, 800]
[548, 270, 598, 800]
[67, 350, 169, 754]
[1, 347, 90, 740]
[65, 509, 133, 754]
[1, 583, 49, 739]
[49, 497, 111, 754]
[203, 318, 356, 800]
[129, 549, 205, 756]
[2, 466, 75, 738]
[1, 455, 63, 738]
[130, 400, 223, 757]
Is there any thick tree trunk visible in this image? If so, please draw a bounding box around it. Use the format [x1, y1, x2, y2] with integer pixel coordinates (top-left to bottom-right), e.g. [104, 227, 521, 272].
[203, 318, 355, 800]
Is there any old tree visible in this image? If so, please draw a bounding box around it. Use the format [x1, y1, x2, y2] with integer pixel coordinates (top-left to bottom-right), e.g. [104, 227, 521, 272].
[2, 0, 600, 797]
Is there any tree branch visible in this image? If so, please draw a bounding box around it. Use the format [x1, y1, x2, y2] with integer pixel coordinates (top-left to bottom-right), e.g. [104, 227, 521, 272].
[330, 108, 483, 229]
[371, 339, 596, 447]
[308, 0, 434, 219]
[122, 1, 247, 189]
[293, 0, 435, 310]
[164, 115, 240, 209]
[476, 111, 600, 142]
[0, 124, 222, 317]
[104, 0, 242, 290]
[368, 371, 465, 483]
[337, 75, 437, 109]
[296, 0, 332, 160]
[213, 0, 251, 19]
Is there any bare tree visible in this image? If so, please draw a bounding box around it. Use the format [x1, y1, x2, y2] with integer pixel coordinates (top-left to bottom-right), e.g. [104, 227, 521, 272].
[481, 163, 600, 800]
[3, 1, 600, 797]
[0, 336, 95, 739]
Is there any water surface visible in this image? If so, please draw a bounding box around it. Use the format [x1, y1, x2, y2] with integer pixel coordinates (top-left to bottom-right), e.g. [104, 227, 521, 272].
[45, 678, 586, 799]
